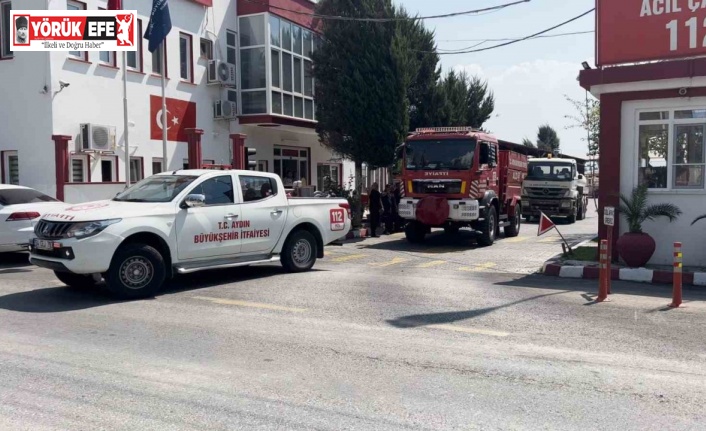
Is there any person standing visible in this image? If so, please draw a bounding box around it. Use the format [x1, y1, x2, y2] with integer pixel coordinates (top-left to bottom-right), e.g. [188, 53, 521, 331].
[393, 182, 402, 232]
[368, 182, 382, 237]
[381, 184, 393, 235]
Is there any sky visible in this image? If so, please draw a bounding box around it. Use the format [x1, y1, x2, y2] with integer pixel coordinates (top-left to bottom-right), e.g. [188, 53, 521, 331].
[397, 0, 596, 158]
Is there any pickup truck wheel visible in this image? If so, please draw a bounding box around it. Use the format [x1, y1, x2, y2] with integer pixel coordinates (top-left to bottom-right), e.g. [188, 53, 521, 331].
[281, 230, 317, 272]
[504, 204, 521, 237]
[405, 221, 426, 243]
[105, 244, 166, 299]
[477, 206, 497, 247]
[54, 271, 99, 290]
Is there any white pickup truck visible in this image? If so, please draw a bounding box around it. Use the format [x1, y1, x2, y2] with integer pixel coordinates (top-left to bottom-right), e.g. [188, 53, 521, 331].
[28, 169, 352, 299]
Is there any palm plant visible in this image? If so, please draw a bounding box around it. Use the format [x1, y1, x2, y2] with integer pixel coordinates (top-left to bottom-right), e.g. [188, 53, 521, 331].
[619, 184, 682, 233]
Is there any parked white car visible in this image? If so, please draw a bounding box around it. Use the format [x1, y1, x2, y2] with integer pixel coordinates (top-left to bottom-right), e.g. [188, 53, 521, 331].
[0, 185, 66, 253]
[28, 170, 352, 299]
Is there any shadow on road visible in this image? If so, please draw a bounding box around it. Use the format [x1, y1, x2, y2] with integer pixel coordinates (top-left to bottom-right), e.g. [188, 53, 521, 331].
[0, 285, 119, 313]
[0, 252, 31, 269]
[386, 290, 569, 328]
[357, 230, 484, 254]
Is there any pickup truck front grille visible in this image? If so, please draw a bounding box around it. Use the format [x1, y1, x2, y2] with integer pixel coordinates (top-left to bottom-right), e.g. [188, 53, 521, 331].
[524, 187, 565, 198]
[34, 220, 74, 239]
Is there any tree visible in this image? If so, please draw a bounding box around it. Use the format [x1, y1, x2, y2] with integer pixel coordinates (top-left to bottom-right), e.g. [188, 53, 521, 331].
[438, 71, 495, 129]
[564, 94, 599, 159]
[537, 124, 560, 153]
[522, 138, 536, 148]
[312, 0, 410, 227]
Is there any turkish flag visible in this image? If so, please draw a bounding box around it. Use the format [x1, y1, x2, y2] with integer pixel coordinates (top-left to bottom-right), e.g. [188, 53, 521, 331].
[150, 95, 196, 142]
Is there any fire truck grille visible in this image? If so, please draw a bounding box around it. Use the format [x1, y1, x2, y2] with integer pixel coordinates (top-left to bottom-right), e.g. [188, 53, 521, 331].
[412, 180, 463, 194]
[34, 220, 74, 239]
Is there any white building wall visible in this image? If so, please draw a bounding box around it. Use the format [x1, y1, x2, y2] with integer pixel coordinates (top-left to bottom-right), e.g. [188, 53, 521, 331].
[621, 98, 706, 266]
[0, 0, 361, 202]
[0, 0, 56, 196]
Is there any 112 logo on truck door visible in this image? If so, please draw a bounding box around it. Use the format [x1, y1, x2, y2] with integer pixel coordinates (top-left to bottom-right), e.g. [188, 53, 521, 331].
[330, 208, 345, 231]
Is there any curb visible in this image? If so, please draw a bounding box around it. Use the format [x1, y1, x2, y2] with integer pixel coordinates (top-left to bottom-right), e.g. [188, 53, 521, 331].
[543, 261, 706, 287]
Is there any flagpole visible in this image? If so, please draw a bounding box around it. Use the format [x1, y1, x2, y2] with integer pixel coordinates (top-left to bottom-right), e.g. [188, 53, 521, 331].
[161, 39, 167, 171]
[122, 51, 131, 188]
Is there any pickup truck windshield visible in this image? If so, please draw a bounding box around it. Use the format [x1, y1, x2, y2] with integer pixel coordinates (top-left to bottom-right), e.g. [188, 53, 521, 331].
[113, 175, 198, 202]
[405, 139, 476, 171]
[527, 163, 574, 181]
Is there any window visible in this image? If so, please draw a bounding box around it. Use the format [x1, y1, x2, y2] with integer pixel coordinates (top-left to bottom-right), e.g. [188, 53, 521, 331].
[191, 175, 234, 205]
[240, 175, 277, 202]
[0, 188, 58, 205]
[317, 164, 341, 191]
[268, 15, 315, 120]
[100, 157, 117, 182]
[183, 158, 189, 170]
[70, 156, 87, 183]
[239, 15, 268, 115]
[151, 42, 166, 76]
[256, 160, 268, 172]
[114, 175, 198, 203]
[179, 33, 193, 82]
[637, 108, 706, 190]
[200, 37, 213, 60]
[226, 30, 237, 65]
[67, 1, 87, 61]
[274, 146, 308, 187]
[98, 7, 116, 66]
[2, 151, 18, 184]
[126, 19, 142, 71]
[129, 157, 143, 183]
[152, 158, 164, 175]
[1, 0, 13, 59]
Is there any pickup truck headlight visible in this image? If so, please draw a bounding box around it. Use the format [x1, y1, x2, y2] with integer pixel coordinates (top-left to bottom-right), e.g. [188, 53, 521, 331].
[66, 219, 121, 239]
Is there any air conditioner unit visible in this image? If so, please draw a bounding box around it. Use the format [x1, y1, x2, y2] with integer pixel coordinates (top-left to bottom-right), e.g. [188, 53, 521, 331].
[79, 123, 116, 152]
[213, 100, 237, 119]
[207, 60, 236, 86]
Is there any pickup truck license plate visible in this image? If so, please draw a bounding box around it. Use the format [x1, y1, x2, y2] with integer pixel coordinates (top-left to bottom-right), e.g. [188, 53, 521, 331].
[34, 239, 53, 251]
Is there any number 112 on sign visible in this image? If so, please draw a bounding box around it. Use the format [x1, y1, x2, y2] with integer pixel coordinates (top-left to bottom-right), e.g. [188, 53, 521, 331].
[666, 17, 706, 51]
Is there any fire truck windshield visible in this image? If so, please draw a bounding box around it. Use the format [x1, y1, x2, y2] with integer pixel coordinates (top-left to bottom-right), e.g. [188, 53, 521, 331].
[405, 139, 476, 171]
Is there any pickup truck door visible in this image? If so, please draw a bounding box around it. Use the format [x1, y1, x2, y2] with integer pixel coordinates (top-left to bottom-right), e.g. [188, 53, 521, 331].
[174, 173, 242, 260]
[236, 174, 288, 255]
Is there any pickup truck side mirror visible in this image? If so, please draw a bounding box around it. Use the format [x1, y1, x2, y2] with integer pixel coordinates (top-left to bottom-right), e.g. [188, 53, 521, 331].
[182, 194, 206, 209]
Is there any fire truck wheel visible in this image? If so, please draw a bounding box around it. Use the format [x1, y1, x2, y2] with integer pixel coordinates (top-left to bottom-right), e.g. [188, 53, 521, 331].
[405, 221, 426, 243]
[478, 206, 497, 246]
[504, 204, 521, 237]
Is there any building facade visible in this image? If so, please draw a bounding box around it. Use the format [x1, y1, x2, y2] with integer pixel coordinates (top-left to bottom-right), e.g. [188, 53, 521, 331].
[0, 0, 360, 203]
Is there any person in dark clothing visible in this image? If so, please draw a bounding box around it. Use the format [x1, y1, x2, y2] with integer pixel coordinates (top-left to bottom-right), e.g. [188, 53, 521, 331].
[368, 182, 382, 237]
[382, 184, 394, 234]
[393, 182, 402, 232]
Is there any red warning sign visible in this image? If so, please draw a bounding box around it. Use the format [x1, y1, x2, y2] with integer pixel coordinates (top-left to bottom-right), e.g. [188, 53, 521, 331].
[537, 212, 556, 236]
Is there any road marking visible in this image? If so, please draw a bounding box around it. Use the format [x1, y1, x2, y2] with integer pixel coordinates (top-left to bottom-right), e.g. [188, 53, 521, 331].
[430, 324, 510, 337]
[370, 257, 408, 267]
[416, 260, 447, 268]
[539, 237, 560, 243]
[458, 262, 497, 272]
[192, 296, 306, 313]
[330, 254, 367, 263]
[504, 236, 528, 243]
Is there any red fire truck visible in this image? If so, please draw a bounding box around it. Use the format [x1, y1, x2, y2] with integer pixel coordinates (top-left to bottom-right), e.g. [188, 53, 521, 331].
[397, 127, 528, 246]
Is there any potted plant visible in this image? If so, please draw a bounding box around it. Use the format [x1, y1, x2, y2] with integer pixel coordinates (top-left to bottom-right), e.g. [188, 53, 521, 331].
[616, 184, 682, 268]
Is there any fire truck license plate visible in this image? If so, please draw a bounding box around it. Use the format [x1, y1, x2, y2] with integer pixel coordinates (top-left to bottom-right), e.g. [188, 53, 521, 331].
[330, 209, 345, 231]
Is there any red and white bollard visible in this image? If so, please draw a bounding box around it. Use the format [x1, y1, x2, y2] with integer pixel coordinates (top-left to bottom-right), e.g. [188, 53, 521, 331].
[597, 240, 609, 302]
[669, 242, 683, 308]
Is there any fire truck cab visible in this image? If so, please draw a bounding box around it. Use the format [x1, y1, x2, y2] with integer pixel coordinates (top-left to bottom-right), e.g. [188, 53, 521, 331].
[397, 127, 528, 246]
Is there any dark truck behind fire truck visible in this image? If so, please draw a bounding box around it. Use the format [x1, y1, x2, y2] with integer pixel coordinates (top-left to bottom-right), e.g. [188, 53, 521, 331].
[397, 127, 528, 246]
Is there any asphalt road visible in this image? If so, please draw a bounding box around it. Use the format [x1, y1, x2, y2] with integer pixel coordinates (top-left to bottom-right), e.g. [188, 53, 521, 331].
[1, 207, 705, 430]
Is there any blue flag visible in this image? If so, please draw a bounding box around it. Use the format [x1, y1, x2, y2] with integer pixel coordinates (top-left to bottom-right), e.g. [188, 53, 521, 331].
[144, 0, 172, 53]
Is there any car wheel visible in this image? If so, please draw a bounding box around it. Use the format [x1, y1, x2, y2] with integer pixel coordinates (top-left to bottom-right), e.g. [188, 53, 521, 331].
[105, 243, 166, 300]
[281, 230, 318, 273]
[478, 206, 497, 246]
[54, 271, 99, 290]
